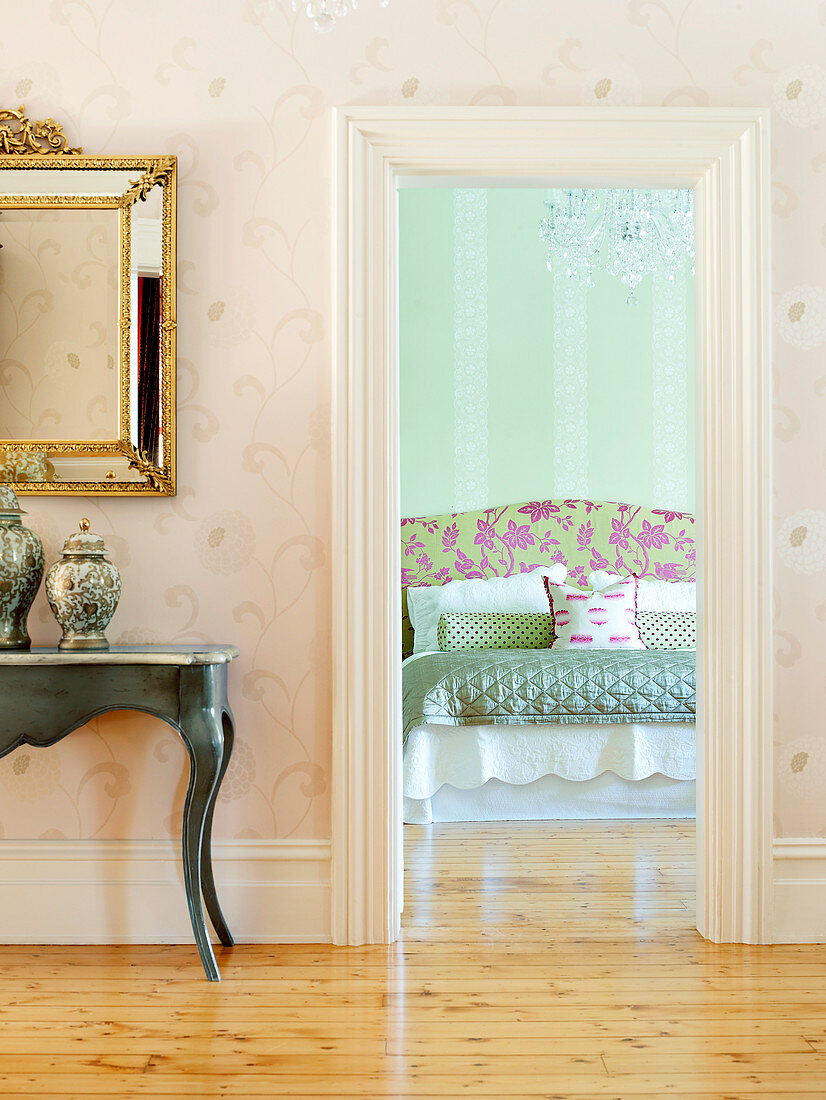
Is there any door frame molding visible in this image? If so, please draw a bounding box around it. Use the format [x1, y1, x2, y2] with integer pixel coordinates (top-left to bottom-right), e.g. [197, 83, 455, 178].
[331, 107, 773, 945]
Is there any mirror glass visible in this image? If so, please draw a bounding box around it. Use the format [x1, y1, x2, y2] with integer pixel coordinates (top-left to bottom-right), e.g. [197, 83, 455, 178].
[129, 183, 163, 469]
[0, 207, 120, 443]
[0, 140, 176, 495]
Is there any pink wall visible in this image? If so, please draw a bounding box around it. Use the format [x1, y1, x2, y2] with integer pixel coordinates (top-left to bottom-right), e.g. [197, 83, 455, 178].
[1, 0, 824, 840]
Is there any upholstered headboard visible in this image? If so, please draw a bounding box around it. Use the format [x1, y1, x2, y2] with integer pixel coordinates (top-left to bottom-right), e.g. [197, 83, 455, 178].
[401, 499, 696, 658]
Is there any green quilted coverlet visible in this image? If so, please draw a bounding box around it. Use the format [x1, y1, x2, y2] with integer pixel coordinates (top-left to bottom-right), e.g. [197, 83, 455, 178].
[402, 650, 696, 743]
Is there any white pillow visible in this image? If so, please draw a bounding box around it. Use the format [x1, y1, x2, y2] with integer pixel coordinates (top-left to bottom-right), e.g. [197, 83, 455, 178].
[638, 579, 696, 613]
[588, 571, 696, 613]
[546, 576, 645, 651]
[407, 564, 566, 655]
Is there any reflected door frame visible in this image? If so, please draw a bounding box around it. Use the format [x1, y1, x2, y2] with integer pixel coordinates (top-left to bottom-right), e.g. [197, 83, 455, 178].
[332, 107, 773, 946]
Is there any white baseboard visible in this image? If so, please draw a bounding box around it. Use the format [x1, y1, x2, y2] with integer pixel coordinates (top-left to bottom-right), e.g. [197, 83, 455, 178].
[15, 836, 823, 946]
[773, 838, 826, 943]
[0, 839, 331, 944]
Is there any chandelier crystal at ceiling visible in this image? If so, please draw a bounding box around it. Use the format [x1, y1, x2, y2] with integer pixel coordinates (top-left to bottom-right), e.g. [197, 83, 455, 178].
[538, 189, 694, 305]
[292, 0, 390, 33]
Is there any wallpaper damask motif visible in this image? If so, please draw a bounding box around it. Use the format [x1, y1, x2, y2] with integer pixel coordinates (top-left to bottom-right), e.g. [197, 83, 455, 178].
[0, 0, 823, 839]
[453, 189, 489, 510]
[552, 266, 590, 499]
[652, 266, 690, 507]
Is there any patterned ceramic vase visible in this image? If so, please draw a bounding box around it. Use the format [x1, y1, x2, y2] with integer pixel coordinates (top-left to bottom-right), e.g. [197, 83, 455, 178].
[0, 487, 45, 650]
[45, 519, 121, 651]
[0, 449, 52, 484]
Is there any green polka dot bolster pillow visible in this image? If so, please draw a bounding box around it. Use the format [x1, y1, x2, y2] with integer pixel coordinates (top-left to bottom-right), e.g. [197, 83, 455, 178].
[437, 611, 554, 651]
[638, 611, 696, 649]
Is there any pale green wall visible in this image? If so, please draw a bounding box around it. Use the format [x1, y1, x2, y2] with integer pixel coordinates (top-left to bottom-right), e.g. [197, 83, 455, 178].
[398, 187, 695, 517]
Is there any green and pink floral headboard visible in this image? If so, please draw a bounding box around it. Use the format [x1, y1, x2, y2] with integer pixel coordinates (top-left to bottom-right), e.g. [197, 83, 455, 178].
[401, 499, 696, 658]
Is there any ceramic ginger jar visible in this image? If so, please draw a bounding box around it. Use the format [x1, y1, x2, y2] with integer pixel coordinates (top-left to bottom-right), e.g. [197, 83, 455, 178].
[0, 487, 44, 650]
[45, 519, 121, 650]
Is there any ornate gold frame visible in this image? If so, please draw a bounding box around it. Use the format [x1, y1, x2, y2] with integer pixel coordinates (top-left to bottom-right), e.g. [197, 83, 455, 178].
[0, 107, 176, 495]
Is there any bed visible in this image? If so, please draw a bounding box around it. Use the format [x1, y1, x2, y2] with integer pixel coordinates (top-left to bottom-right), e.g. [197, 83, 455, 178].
[401, 499, 696, 823]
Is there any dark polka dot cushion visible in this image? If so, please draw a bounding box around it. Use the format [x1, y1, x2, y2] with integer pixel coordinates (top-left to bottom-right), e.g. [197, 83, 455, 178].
[638, 611, 696, 649]
[437, 611, 554, 651]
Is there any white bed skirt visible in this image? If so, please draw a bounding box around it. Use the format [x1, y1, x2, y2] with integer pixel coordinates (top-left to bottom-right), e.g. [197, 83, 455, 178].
[404, 772, 696, 824]
[403, 721, 696, 824]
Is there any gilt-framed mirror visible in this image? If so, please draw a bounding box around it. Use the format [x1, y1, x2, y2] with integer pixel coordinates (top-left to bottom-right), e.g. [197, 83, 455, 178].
[0, 106, 176, 494]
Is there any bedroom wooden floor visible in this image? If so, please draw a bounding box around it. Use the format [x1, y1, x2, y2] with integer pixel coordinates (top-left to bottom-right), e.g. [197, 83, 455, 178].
[2, 822, 826, 1097]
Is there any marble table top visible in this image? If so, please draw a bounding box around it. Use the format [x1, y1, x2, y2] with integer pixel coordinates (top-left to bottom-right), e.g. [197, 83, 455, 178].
[0, 645, 240, 666]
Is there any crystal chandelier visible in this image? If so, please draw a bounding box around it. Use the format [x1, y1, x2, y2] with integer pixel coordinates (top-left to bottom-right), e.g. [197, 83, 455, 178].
[539, 189, 694, 305]
[292, 0, 389, 33]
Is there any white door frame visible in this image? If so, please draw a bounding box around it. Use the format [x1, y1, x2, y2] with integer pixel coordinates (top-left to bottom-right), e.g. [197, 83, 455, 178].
[331, 107, 773, 946]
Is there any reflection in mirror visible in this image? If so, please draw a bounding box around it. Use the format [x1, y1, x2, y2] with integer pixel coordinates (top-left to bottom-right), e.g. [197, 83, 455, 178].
[0, 109, 176, 494]
[131, 184, 163, 466]
[0, 208, 119, 443]
[0, 168, 143, 197]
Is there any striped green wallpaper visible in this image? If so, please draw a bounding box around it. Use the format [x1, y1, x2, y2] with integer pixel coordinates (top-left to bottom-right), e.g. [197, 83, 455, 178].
[398, 187, 695, 518]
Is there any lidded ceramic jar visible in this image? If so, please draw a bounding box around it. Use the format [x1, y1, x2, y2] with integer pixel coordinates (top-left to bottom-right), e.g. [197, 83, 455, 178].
[0, 449, 51, 484]
[45, 518, 121, 650]
[0, 486, 44, 650]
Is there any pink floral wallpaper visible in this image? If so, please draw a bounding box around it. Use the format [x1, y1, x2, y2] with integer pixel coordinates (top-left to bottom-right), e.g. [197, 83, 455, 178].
[401, 499, 695, 656]
[0, 0, 824, 839]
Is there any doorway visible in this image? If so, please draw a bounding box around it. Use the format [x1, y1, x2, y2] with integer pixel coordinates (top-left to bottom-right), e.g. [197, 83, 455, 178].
[331, 108, 772, 946]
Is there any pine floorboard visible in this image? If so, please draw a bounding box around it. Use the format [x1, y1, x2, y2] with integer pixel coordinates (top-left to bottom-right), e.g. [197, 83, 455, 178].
[2, 819, 826, 1096]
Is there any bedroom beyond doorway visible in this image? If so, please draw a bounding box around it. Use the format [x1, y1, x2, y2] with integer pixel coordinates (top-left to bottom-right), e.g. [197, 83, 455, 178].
[398, 185, 697, 859]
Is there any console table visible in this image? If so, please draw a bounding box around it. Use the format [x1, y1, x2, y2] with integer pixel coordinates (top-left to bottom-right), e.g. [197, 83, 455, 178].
[0, 645, 239, 982]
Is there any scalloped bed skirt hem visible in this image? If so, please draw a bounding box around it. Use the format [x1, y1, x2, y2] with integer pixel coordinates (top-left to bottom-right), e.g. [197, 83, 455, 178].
[404, 772, 696, 824]
[404, 720, 695, 799]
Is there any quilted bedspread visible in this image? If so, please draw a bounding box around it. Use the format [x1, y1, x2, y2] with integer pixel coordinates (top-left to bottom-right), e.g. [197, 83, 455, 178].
[402, 650, 696, 743]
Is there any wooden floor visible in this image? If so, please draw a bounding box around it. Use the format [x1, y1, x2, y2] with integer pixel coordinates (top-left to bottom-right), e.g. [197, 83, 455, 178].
[2, 821, 826, 1096]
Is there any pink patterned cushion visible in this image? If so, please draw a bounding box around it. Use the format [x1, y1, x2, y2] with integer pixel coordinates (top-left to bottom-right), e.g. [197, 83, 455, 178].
[543, 576, 645, 651]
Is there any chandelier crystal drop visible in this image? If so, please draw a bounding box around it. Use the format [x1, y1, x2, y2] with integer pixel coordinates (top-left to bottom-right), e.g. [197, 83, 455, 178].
[539, 189, 694, 305]
[292, 0, 390, 33]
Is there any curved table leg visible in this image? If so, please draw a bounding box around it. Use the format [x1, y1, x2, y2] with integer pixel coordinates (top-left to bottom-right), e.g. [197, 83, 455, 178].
[199, 706, 235, 947]
[178, 667, 229, 982]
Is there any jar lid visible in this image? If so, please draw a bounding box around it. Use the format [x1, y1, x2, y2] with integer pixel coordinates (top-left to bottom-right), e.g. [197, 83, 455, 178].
[0, 485, 25, 517]
[61, 518, 108, 557]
